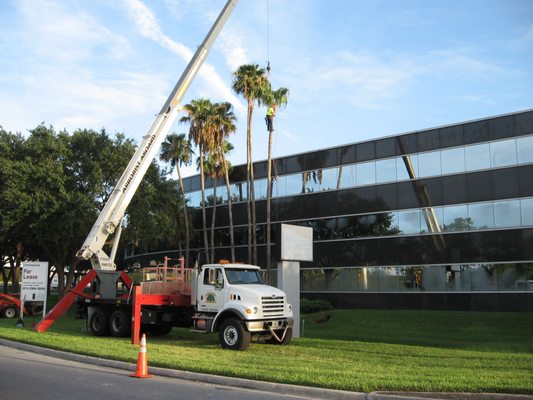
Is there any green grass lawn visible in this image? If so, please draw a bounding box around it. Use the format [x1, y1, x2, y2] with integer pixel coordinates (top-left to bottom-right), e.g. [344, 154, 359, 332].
[1, 308, 532, 394]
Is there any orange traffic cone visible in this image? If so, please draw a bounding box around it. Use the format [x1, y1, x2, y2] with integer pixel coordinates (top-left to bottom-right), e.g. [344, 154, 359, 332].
[130, 334, 153, 378]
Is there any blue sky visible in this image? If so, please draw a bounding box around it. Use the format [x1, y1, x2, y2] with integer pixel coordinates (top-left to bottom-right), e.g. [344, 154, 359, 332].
[1, 0, 532, 177]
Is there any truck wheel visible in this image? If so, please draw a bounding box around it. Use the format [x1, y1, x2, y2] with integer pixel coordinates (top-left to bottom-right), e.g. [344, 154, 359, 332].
[2, 305, 18, 319]
[219, 318, 250, 350]
[89, 308, 109, 336]
[268, 327, 292, 345]
[109, 310, 131, 337]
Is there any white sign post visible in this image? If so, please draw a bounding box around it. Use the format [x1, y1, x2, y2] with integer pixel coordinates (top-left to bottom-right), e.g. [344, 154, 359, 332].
[21, 262, 49, 319]
[277, 224, 313, 338]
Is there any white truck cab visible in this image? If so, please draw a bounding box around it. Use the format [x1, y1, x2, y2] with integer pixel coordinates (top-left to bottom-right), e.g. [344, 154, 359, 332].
[193, 263, 293, 350]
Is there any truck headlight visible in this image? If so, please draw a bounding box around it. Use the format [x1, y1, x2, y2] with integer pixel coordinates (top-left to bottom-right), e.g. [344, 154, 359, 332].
[287, 304, 292, 312]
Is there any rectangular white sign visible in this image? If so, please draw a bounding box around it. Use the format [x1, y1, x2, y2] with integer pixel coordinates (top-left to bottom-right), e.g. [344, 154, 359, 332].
[280, 224, 313, 262]
[21, 262, 48, 301]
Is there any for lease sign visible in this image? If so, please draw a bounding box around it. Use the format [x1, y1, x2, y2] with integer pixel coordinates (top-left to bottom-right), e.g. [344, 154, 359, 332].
[21, 262, 48, 301]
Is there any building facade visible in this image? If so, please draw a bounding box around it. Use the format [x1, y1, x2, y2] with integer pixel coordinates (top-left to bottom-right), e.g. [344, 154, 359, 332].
[126, 110, 533, 311]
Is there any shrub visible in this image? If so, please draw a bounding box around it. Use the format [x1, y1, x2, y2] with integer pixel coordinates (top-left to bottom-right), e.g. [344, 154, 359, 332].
[300, 298, 334, 314]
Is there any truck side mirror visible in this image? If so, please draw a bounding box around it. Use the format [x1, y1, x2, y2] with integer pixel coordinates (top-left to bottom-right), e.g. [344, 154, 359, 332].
[208, 268, 217, 285]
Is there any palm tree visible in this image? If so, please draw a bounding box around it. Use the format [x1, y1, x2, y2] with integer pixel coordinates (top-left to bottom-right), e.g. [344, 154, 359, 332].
[263, 86, 289, 278]
[160, 133, 194, 265]
[180, 98, 214, 264]
[202, 151, 223, 263]
[207, 102, 237, 262]
[232, 64, 270, 264]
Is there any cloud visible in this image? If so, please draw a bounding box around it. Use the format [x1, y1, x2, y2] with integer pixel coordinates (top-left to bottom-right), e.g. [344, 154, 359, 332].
[124, 0, 246, 116]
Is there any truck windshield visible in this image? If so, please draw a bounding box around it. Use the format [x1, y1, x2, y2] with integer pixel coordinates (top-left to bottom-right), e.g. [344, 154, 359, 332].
[225, 269, 264, 284]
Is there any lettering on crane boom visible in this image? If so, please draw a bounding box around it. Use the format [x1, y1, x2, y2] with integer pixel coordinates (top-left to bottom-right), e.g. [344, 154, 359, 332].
[122, 131, 157, 193]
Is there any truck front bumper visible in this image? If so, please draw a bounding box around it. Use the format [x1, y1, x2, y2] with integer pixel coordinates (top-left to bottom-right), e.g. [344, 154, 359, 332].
[245, 317, 294, 332]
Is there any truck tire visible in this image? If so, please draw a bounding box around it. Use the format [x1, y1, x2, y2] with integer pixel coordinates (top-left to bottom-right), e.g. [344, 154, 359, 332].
[219, 318, 250, 351]
[109, 310, 131, 337]
[89, 308, 109, 336]
[268, 327, 292, 345]
[2, 305, 18, 319]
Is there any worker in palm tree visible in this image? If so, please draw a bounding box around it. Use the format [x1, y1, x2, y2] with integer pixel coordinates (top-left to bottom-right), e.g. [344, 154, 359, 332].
[265, 103, 276, 132]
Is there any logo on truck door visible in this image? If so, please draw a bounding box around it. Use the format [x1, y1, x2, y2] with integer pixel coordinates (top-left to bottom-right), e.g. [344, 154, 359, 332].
[205, 292, 217, 304]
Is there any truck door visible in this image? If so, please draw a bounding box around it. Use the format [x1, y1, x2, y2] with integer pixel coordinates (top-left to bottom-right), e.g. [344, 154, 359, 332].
[197, 267, 226, 313]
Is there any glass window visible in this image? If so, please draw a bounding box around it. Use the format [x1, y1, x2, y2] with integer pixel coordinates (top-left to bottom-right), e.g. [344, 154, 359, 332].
[397, 154, 418, 180]
[441, 147, 465, 175]
[187, 190, 202, 208]
[420, 207, 444, 234]
[379, 267, 401, 291]
[521, 198, 533, 226]
[376, 158, 397, 183]
[285, 173, 302, 196]
[400, 267, 424, 291]
[465, 143, 490, 171]
[321, 167, 339, 191]
[204, 188, 214, 206]
[303, 170, 322, 193]
[496, 264, 525, 291]
[356, 267, 379, 291]
[443, 204, 469, 231]
[470, 264, 497, 291]
[231, 182, 245, 202]
[421, 265, 446, 291]
[398, 209, 421, 234]
[494, 199, 521, 228]
[356, 161, 376, 186]
[418, 150, 441, 178]
[338, 164, 355, 189]
[254, 178, 266, 199]
[276, 175, 287, 197]
[445, 265, 472, 291]
[490, 139, 517, 168]
[516, 135, 533, 164]
[468, 202, 494, 230]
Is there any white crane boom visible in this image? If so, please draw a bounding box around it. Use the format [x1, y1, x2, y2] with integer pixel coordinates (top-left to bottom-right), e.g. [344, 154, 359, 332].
[76, 0, 239, 270]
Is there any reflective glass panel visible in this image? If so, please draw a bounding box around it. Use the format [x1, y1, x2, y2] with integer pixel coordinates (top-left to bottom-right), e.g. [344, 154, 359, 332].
[339, 164, 355, 188]
[421, 265, 446, 291]
[254, 178, 267, 199]
[356, 267, 379, 291]
[494, 199, 521, 228]
[496, 264, 526, 291]
[204, 188, 214, 206]
[465, 143, 490, 171]
[321, 167, 339, 191]
[490, 139, 517, 168]
[231, 182, 245, 202]
[468, 202, 494, 230]
[418, 150, 441, 178]
[285, 173, 302, 196]
[521, 198, 533, 226]
[398, 209, 421, 234]
[443, 204, 469, 231]
[470, 264, 497, 290]
[397, 154, 418, 180]
[420, 207, 444, 234]
[303, 170, 321, 193]
[379, 267, 401, 291]
[441, 147, 466, 174]
[356, 161, 376, 186]
[400, 267, 424, 291]
[516, 135, 533, 164]
[276, 175, 287, 197]
[376, 158, 397, 183]
[445, 265, 471, 291]
[187, 191, 202, 208]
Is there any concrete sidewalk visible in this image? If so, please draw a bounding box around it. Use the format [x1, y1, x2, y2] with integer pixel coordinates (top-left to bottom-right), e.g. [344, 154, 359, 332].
[1, 338, 531, 400]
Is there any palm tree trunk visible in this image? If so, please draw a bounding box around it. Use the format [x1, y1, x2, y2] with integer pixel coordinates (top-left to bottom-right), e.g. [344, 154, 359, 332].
[222, 151, 235, 262]
[337, 166, 343, 190]
[200, 152, 210, 264]
[176, 165, 190, 266]
[266, 127, 274, 281]
[210, 182, 217, 263]
[246, 102, 253, 264]
[247, 101, 258, 265]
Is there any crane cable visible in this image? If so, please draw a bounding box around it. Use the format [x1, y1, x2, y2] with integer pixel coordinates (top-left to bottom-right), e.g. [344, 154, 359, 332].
[266, 0, 271, 74]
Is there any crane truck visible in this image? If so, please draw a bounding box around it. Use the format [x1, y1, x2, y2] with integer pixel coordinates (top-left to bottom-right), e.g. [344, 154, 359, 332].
[34, 0, 293, 351]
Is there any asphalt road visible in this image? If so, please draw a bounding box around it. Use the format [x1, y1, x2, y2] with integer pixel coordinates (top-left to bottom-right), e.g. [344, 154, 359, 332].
[0, 345, 319, 400]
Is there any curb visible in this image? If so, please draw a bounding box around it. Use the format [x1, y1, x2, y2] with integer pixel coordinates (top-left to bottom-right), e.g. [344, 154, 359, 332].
[1, 338, 531, 400]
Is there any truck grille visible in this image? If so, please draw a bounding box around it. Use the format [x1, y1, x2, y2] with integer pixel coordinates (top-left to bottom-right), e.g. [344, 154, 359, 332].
[261, 296, 285, 317]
